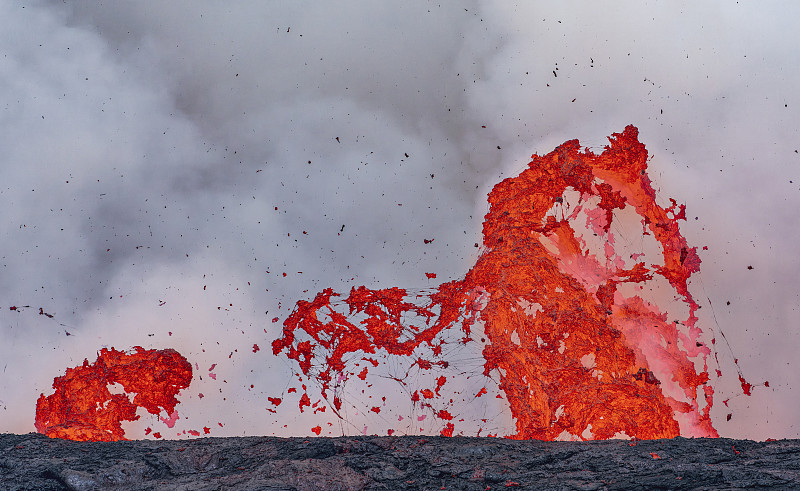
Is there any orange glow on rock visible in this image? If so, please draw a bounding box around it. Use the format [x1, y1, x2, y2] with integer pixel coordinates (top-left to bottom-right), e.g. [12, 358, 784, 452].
[274, 126, 717, 440]
[35, 346, 192, 442]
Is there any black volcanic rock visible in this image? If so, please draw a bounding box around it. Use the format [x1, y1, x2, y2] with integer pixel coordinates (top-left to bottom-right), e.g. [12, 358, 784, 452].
[1, 433, 798, 490]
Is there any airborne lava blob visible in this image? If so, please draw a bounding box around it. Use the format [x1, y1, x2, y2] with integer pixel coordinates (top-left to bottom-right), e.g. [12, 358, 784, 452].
[274, 125, 718, 440]
[35, 347, 192, 442]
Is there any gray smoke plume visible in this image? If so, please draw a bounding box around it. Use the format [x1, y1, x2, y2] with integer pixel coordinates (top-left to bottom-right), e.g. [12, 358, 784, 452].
[1, 1, 797, 440]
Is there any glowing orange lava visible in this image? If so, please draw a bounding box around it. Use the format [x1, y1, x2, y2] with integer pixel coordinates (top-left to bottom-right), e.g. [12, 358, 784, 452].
[35, 346, 192, 442]
[273, 125, 718, 440]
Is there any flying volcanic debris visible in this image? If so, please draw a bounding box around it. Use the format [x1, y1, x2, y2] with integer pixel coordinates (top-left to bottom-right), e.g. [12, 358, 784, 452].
[273, 125, 719, 440]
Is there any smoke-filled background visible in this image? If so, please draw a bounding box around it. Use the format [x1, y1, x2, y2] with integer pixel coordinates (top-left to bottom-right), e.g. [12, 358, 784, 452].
[2, 1, 798, 440]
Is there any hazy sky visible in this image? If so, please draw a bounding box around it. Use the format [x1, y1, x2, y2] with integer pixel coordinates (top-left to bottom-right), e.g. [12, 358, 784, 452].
[2, 1, 798, 440]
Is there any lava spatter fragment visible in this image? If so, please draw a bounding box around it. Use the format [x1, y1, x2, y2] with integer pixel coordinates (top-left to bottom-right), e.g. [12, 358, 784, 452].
[35, 346, 192, 442]
[274, 125, 717, 440]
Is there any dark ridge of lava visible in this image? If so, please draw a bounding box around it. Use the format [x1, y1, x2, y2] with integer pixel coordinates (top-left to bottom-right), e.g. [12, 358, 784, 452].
[1, 433, 798, 490]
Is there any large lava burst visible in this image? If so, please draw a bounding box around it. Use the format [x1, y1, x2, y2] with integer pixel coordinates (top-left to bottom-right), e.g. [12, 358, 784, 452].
[274, 125, 719, 440]
[35, 346, 192, 442]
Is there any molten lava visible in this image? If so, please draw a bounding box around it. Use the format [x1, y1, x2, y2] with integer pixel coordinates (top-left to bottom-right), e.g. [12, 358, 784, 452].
[35, 346, 192, 442]
[273, 125, 718, 440]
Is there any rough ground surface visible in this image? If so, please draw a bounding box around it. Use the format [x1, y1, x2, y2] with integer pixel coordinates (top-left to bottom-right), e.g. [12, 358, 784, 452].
[1, 433, 798, 490]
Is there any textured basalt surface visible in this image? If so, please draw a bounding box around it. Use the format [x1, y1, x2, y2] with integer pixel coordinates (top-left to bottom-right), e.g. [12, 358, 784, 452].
[2, 433, 798, 490]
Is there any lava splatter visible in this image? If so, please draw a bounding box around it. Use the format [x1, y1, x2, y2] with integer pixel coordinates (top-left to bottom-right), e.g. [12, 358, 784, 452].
[273, 126, 718, 440]
[35, 346, 192, 442]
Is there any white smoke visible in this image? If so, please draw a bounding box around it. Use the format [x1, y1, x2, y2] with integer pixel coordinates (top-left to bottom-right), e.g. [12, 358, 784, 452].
[1, 1, 797, 440]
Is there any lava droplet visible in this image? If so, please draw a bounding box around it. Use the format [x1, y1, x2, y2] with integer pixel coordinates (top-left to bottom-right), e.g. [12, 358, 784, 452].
[274, 125, 717, 440]
[35, 346, 192, 442]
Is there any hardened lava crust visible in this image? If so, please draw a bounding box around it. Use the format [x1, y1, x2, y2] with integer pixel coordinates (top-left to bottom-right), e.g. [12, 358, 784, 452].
[1, 433, 798, 490]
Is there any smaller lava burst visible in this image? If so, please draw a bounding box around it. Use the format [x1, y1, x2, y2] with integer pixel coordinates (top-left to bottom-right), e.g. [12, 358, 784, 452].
[35, 346, 192, 442]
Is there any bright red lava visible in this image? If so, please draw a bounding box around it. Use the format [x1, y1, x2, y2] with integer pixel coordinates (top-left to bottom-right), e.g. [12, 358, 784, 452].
[274, 125, 719, 440]
[35, 346, 192, 442]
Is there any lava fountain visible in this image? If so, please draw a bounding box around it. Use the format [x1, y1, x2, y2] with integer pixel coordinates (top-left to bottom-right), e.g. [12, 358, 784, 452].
[274, 125, 718, 440]
[35, 346, 192, 441]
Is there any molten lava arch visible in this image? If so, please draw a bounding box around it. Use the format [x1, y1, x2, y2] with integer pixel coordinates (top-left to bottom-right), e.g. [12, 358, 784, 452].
[35, 347, 192, 442]
[274, 125, 718, 440]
